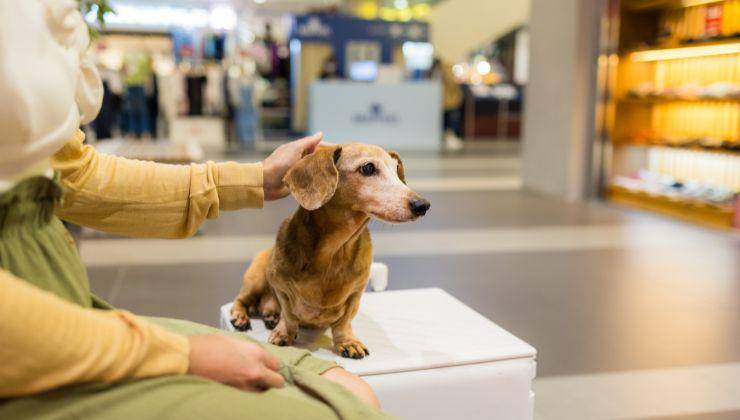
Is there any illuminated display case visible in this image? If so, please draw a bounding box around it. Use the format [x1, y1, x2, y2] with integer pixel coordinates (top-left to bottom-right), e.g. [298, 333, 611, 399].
[597, 0, 740, 229]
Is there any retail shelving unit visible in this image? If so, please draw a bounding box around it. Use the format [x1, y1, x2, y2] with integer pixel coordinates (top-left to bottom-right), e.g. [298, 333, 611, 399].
[599, 0, 739, 229]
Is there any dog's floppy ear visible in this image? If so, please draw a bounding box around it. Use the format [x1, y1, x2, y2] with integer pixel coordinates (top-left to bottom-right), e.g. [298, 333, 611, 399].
[283, 146, 342, 210]
[389, 151, 405, 184]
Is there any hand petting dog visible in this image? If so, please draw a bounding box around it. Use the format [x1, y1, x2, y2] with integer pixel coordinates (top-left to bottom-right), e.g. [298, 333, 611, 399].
[262, 132, 326, 201]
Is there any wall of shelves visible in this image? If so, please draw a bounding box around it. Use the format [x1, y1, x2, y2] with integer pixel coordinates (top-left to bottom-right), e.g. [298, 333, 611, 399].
[600, 0, 740, 229]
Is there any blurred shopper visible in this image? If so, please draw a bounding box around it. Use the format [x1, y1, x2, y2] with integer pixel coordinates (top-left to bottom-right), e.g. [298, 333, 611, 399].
[431, 57, 464, 151]
[122, 51, 153, 138]
[0, 2, 386, 419]
[227, 60, 268, 148]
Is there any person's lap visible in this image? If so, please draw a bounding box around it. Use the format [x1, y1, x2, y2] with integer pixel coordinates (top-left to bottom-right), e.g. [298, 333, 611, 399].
[0, 317, 386, 420]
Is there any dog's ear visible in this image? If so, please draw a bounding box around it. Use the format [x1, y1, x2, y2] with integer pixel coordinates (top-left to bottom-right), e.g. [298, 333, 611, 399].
[389, 151, 405, 184]
[283, 146, 342, 210]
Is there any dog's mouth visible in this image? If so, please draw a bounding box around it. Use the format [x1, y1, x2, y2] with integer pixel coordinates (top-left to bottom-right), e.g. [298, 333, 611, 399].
[367, 212, 419, 224]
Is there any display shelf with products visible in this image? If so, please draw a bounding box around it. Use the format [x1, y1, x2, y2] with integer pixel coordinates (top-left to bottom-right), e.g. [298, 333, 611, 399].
[607, 184, 735, 228]
[620, 0, 740, 48]
[599, 0, 740, 229]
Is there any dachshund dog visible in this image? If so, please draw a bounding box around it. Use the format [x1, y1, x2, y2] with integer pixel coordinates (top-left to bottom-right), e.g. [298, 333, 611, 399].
[230, 144, 430, 359]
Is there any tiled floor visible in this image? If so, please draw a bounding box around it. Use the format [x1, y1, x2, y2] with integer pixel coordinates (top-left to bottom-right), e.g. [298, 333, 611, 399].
[81, 143, 740, 420]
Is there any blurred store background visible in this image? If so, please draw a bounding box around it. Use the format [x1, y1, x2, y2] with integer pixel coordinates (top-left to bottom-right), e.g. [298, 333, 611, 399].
[82, 0, 530, 152]
[76, 0, 739, 419]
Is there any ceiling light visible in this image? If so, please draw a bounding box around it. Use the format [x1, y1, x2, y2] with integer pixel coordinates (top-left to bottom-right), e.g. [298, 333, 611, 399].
[210, 6, 236, 31]
[452, 63, 465, 77]
[476, 60, 491, 75]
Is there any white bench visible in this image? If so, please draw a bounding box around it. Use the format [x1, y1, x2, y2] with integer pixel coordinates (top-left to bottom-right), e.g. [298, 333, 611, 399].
[220, 288, 537, 420]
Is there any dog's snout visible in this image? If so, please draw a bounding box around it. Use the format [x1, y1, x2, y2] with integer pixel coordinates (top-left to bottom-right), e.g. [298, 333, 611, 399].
[409, 198, 431, 216]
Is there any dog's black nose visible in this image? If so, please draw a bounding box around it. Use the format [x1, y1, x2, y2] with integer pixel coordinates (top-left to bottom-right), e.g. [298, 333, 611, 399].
[409, 198, 431, 216]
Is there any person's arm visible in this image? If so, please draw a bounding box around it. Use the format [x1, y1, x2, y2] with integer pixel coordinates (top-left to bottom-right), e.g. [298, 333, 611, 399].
[0, 269, 189, 397]
[52, 130, 324, 239]
[51, 130, 263, 238]
[0, 270, 285, 397]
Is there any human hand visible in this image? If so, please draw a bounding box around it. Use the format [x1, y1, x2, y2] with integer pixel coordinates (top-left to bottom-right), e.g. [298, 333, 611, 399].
[262, 132, 325, 201]
[187, 334, 284, 392]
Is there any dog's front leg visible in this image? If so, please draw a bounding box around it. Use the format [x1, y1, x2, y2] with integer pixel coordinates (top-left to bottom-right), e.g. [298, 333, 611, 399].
[268, 297, 299, 346]
[331, 292, 369, 359]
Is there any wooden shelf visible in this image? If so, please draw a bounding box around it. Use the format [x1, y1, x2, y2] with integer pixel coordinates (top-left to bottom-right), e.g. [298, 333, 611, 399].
[620, 36, 740, 57]
[607, 185, 736, 229]
[613, 140, 740, 155]
[619, 96, 740, 104]
[622, 0, 725, 12]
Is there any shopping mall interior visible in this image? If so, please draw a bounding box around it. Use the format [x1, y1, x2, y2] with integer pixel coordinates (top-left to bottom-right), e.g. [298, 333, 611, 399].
[2, 0, 739, 419]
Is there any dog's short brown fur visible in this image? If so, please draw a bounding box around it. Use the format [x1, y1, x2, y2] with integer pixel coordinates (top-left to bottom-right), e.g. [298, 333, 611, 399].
[230, 144, 429, 359]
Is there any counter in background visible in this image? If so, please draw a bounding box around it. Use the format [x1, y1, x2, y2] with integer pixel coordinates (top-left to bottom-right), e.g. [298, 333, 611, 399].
[309, 81, 442, 151]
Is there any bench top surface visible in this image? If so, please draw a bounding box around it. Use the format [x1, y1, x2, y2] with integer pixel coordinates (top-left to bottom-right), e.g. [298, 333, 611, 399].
[221, 287, 536, 376]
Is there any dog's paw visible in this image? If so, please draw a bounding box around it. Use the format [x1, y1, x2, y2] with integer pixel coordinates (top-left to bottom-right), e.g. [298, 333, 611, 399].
[334, 338, 369, 359]
[263, 313, 280, 330]
[268, 329, 295, 347]
[230, 307, 251, 331]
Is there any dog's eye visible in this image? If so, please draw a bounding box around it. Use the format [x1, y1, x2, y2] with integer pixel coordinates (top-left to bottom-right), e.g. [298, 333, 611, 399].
[360, 163, 376, 176]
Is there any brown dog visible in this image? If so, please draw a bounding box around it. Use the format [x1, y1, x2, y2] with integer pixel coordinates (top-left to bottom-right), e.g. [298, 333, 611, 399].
[230, 144, 430, 359]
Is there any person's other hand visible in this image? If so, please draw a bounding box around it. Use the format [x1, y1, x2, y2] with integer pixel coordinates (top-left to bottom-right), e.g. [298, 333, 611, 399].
[187, 334, 284, 392]
[262, 132, 325, 201]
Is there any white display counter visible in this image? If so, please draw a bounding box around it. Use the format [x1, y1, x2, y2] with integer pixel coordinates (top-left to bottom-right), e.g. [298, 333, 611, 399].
[309, 81, 442, 151]
[221, 288, 537, 419]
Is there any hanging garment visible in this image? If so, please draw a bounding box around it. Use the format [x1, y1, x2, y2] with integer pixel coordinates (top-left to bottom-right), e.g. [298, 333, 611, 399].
[205, 67, 224, 115]
[93, 80, 122, 140]
[146, 74, 159, 137]
[186, 75, 206, 116]
[158, 72, 185, 122]
[235, 85, 257, 146]
[214, 34, 226, 61]
[203, 35, 217, 60]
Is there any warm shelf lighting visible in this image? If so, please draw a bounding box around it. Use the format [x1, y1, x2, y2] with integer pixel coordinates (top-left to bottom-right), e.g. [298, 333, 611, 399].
[681, 0, 723, 6]
[630, 42, 740, 62]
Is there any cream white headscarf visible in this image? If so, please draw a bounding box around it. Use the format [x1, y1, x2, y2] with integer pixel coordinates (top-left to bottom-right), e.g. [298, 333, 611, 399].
[0, 0, 103, 179]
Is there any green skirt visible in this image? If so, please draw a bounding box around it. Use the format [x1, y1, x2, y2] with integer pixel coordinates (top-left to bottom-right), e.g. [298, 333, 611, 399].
[0, 177, 390, 420]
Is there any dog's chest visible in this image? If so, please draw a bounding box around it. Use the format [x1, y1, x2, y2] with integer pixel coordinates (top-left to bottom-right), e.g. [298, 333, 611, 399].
[287, 265, 369, 324]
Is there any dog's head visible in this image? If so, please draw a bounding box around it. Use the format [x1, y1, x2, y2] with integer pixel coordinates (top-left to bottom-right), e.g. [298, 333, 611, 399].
[283, 144, 430, 223]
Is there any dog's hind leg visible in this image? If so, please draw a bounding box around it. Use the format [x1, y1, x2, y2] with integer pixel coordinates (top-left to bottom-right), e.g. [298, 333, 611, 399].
[230, 248, 272, 331]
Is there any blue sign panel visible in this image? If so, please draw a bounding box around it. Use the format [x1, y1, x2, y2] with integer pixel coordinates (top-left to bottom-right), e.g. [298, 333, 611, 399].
[291, 14, 429, 44]
[290, 14, 430, 76]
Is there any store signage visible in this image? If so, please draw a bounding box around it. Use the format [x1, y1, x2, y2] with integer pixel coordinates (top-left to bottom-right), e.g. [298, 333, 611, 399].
[353, 103, 399, 124]
[296, 17, 332, 38]
[291, 14, 429, 43]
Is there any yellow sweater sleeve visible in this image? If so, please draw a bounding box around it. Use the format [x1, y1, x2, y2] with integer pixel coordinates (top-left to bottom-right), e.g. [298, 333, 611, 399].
[52, 131, 263, 238]
[0, 269, 189, 398]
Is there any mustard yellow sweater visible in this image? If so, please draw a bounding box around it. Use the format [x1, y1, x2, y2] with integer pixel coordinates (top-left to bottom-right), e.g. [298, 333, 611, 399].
[0, 131, 264, 397]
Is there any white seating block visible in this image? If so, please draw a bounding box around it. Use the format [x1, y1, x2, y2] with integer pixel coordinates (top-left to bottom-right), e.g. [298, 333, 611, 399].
[220, 288, 536, 420]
